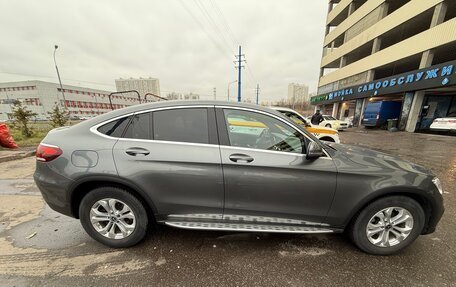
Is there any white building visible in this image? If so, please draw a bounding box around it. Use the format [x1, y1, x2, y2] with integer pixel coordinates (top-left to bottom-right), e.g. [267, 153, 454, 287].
[115, 77, 161, 99]
[0, 80, 143, 121]
[287, 83, 309, 105]
[166, 92, 200, 100]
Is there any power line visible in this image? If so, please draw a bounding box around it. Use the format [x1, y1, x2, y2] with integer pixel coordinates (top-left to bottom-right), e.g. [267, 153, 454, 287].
[209, 0, 239, 46]
[178, 0, 232, 59]
[194, 0, 234, 54]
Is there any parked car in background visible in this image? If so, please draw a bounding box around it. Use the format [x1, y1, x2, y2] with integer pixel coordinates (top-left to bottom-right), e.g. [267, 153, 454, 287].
[430, 117, 456, 133]
[345, 116, 354, 128]
[34, 101, 444, 255]
[271, 107, 340, 143]
[362, 101, 401, 128]
[319, 115, 348, 131]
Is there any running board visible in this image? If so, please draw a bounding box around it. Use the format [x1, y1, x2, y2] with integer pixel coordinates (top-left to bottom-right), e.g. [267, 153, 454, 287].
[164, 221, 337, 234]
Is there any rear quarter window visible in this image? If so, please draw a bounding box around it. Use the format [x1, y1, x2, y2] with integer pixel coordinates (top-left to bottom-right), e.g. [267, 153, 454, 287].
[97, 116, 131, 137]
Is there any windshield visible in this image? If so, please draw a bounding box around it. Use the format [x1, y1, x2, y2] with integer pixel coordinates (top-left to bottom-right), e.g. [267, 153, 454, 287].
[324, 116, 336, 121]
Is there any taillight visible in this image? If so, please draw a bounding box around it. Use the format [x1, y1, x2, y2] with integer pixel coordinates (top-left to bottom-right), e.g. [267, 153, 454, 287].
[36, 144, 63, 162]
[376, 113, 379, 120]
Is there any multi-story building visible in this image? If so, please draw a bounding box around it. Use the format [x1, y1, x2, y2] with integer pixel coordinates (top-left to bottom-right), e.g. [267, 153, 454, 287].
[166, 92, 200, 101]
[0, 80, 142, 121]
[115, 77, 161, 99]
[312, 0, 456, 132]
[287, 83, 310, 106]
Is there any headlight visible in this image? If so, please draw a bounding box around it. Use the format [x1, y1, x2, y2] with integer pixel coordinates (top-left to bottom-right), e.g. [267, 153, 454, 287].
[432, 177, 443, 195]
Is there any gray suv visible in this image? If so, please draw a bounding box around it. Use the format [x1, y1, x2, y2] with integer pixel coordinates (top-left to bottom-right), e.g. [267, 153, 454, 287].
[34, 101, 444, 255]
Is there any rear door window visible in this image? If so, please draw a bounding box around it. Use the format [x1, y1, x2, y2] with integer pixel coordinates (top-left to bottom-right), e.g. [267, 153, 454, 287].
[153, 108, 209, 144]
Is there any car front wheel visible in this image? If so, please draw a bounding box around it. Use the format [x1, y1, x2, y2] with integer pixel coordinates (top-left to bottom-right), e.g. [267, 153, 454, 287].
[349, 196, 425, 255]
[79, 186, 149, 248]
[325, 124, 332, 128]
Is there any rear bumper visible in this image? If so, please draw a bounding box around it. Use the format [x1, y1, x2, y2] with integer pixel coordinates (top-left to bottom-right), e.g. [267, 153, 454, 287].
[34, 162, 75, 218]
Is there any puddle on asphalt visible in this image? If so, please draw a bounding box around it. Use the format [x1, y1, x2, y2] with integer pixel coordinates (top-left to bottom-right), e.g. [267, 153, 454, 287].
[7, 204, 90, 249]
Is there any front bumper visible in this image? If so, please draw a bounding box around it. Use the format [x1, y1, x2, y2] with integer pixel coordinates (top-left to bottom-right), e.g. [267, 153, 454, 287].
[422, 196, 445, 235]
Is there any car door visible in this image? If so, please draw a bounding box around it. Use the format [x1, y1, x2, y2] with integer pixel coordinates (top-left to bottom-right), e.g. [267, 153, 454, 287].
[216, 107, 337, 225]
[112, 106, 224, 222]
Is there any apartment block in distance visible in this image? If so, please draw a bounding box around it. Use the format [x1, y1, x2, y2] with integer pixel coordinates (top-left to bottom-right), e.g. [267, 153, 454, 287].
[287, 83, 310, 107]
[312, 0, 456, 132]
[115, 77, 161, 100]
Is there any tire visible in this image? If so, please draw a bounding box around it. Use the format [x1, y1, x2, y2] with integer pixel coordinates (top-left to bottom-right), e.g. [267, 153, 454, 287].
[79, 186, 149, 248]
[325, 124, 332, 128]
[349, 196, 425, 255]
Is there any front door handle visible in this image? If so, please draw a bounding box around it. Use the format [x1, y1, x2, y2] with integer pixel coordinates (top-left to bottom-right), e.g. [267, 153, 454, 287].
[125, 147, 150, 156]
[229, 153, 254, 163]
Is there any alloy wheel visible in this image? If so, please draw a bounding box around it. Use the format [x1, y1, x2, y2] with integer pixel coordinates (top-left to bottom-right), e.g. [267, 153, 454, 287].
[366, 207, 414, 247]
[90, 198, 136, 239]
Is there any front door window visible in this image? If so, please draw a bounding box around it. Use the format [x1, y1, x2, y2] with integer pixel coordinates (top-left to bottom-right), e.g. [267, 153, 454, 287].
[223, 109, 306, 154]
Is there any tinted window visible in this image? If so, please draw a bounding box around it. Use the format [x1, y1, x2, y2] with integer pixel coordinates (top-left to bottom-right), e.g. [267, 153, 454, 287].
[123, 113, 151, 140]
[224, 109, 306, 154]
[153, 108, 209, 144]
[97, 116, 130, 137]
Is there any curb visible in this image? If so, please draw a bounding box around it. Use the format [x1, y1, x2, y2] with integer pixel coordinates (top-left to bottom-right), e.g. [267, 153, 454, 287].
[0, 150, 36, 163]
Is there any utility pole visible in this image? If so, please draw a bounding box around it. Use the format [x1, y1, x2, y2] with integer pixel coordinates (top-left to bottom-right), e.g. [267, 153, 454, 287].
[255, 84, 260, 105]
[53, 45, 67, 109]
[213, 87, 217, 100]
[234, 46, 245, 102]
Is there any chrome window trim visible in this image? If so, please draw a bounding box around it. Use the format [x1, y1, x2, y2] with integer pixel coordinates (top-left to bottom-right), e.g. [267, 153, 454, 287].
[221, 145, 306, 158]
[89, 105, 214, 140]
[117, 138, 219, 148]
[89, 112, 135, 140]
[216, 105, 332, 159]
[89, 104, 331, 159]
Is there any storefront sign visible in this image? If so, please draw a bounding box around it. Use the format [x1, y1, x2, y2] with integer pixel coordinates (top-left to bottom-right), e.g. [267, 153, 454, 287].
[311, 60, 456, 105]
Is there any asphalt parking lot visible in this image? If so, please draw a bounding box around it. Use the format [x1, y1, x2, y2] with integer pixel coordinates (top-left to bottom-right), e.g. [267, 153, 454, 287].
[0, 129, 455, 286]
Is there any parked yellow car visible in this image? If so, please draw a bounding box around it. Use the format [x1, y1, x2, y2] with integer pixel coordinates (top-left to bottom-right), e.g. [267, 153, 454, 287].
[271, 107, 340, 143]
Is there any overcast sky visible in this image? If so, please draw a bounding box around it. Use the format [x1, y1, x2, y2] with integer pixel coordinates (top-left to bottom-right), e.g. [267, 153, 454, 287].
[0, 0, 327, 103]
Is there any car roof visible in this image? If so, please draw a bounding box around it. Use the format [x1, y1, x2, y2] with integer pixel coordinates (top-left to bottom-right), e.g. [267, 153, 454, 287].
[71, 100, 290, 130]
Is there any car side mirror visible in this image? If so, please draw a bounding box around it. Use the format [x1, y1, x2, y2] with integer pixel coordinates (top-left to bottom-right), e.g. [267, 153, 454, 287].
[306, 142, 324, 160]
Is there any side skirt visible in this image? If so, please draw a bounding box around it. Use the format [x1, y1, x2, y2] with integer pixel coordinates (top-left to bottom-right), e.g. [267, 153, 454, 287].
[163, 221, 342, 234]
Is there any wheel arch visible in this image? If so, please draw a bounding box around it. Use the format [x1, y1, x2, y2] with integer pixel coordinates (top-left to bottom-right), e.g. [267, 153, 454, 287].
[68, 175, 158, 223]
[344, 187, 433, 235]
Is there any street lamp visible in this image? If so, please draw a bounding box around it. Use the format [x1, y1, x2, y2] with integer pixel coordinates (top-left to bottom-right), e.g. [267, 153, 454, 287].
[227, 80, 237, 101]
[53, 45, 67, 109]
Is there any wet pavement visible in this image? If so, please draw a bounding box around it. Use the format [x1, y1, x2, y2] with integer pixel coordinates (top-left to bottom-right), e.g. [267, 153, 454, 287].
[0, 130, 455, 286]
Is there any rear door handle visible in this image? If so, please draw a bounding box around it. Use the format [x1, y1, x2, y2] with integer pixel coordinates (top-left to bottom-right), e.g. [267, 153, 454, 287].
[229, 153, 254, 163]
[125, 147, 150, 156]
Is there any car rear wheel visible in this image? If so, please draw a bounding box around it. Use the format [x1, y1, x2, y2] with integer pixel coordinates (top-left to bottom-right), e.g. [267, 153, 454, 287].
[349, 196, 425, 255]
[79, 186, 148, 248]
